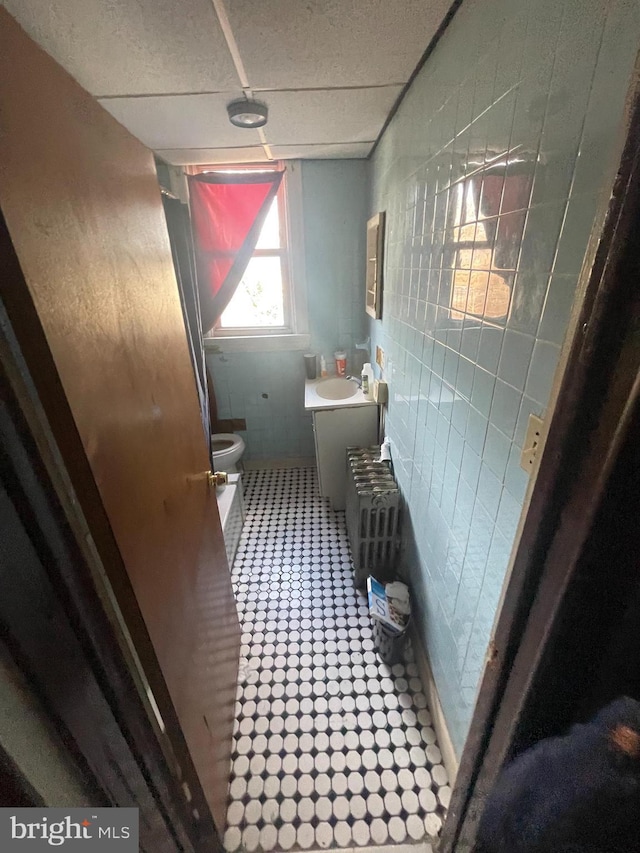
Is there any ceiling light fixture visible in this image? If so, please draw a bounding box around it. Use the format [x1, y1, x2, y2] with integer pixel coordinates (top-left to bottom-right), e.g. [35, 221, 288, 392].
[227, 99, 268, 129]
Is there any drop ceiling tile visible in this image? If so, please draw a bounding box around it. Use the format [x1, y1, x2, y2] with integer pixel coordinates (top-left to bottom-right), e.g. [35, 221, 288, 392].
[2, 0, 240, 96]
[227, 0, 452, 89]
[269, 143, 373, 160]
[262, 88, 402, 146]
[157, 148, 268, 165]
[99, 94, 262, 150]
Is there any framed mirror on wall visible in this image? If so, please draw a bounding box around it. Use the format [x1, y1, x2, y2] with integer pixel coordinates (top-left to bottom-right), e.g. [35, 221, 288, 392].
[366, 212, 385, 319]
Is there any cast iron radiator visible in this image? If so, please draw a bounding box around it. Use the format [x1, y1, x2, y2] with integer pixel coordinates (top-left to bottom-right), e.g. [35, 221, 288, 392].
[345, 447, 401, 588]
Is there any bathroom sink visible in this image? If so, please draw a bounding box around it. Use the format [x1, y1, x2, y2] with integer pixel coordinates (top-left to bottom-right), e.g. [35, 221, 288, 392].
[315, 378, 359, 400]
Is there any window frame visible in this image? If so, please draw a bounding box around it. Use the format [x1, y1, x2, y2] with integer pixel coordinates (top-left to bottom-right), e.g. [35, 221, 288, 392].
[189, 161, 309, 352]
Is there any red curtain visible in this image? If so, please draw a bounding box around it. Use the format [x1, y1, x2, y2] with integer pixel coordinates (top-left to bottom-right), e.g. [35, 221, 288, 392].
[189, 170, 283, 334]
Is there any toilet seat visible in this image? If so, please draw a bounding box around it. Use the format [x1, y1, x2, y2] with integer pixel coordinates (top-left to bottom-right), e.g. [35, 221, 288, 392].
[211, 433, 245, 473]
[211, 433, 238, 455]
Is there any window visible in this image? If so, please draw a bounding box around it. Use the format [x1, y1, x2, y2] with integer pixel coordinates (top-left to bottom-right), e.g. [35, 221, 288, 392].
[193, 162, 308, 351]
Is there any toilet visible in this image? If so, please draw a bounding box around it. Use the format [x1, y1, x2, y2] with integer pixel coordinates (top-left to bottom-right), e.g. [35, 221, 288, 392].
[211, 433, 245, 473]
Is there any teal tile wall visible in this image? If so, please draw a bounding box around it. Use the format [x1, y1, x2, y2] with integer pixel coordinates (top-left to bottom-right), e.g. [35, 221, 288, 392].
[369, 0, 640, 754]
[207, 159, 368, 461]
[208, 350, 316, 461]
[304, 160, 369, 359]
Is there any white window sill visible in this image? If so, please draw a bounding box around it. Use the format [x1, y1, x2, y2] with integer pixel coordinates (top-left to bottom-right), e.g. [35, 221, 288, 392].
[204, 333, 311, 353]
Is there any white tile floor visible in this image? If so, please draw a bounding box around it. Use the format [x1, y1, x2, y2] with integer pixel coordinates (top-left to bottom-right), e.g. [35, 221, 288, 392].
[224, 468, 449, 853]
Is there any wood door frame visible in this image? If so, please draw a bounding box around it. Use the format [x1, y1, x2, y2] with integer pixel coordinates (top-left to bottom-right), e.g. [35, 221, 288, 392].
[0, 211, 222, 851]
[440, 55, 640, 852]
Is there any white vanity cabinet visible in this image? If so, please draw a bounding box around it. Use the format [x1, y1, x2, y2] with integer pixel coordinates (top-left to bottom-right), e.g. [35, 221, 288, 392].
[312, 406, 378, 510]
[305, 378, 380, 510]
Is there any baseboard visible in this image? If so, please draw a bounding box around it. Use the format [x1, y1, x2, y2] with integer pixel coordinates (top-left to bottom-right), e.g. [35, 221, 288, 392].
[243, 457, 316, 471]
[411, 627, 459, 786]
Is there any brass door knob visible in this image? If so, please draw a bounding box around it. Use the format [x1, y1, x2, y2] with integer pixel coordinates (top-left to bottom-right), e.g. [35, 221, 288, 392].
[207, 470, 228, 488]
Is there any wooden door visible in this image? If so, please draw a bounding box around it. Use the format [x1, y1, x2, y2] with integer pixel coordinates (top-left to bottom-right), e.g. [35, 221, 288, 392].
[0, 10, 240, 832]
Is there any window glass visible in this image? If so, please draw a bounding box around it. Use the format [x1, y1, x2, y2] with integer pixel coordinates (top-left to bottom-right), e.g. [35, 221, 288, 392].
[220, 256, 285, 328]
[255, 197, 281, 250]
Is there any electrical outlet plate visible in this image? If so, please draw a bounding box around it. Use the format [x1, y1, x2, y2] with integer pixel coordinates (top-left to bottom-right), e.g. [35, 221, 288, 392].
[520, 414, 544, 473]
[376, 345, 385, 370]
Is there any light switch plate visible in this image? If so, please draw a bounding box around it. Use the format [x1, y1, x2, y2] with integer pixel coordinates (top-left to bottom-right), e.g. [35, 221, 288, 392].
[520, 414, 544, 473]
[376, 345, 385, 371]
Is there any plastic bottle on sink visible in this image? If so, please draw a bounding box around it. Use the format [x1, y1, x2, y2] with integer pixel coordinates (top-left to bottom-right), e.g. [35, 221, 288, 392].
[361, 362, 374, 400]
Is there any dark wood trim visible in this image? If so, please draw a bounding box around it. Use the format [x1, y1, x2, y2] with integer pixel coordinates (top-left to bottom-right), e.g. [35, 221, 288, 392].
[0, 210, 220, 850]
[439, 59, 640, 853]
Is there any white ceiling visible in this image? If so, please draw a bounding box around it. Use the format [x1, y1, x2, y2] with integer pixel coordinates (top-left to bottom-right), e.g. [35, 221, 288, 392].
[2, 0, 453, 165]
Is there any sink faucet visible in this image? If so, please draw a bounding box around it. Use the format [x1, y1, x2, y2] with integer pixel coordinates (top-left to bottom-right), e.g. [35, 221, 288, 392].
[346, 374, 362, 388]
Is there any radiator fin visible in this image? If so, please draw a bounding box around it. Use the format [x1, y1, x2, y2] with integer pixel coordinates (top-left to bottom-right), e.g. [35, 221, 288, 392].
[345, 447, 401, 588]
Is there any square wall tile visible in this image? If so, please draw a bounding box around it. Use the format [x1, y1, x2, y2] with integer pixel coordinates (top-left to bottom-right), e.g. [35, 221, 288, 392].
[526, 340, 561, 407]
[477, 325, 505, 375]
[470, 366, 496, 418]
[538, 275, 579, 346]
[466, 407, 489, 456]
[553, 195, 599, 276]
[367, 0, 640, 758]
[490, 380, 522, 439]
[477, 463, 503, 519]
[498, 330, 535, 391]
[483, 425, 511, 481]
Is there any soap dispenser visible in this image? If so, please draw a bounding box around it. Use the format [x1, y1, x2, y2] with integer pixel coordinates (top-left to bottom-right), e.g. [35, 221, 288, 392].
[361, 362, 374, 400]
